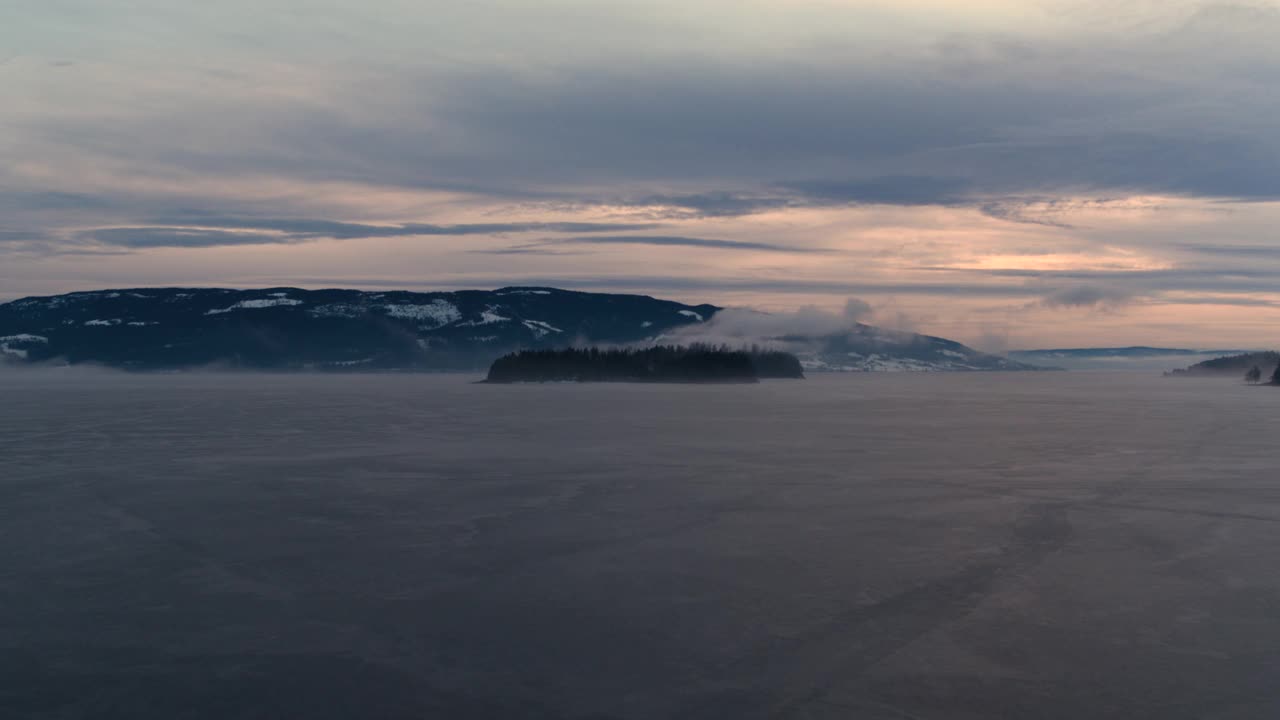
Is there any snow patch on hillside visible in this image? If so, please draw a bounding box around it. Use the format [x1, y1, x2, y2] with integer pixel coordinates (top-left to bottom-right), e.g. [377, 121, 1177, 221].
[0, 334, 47, 359]
[381, 300, 461, 327]
[522, 319, 563, 338]
[310, 303, 366, 318]
[460, 308, 512, 326]
[324, 357, 373, 367]
[12, 296, 67, 309]
[205, 298, 303, 315]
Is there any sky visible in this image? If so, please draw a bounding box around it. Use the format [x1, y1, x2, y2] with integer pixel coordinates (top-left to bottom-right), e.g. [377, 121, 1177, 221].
[4, 0, 1280, 349]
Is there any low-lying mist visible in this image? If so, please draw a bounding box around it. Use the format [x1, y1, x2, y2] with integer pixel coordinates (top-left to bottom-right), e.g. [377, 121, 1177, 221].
[663, 299, 873, 348]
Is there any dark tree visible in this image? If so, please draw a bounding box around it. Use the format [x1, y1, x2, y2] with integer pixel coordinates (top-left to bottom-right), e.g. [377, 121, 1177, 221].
[1246, 365, 1262, 384]
[1271, 363, 1280, 386]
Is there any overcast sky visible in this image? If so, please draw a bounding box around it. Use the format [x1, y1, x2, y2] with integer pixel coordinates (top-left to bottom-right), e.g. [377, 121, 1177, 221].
[4, 0, 1280, 347]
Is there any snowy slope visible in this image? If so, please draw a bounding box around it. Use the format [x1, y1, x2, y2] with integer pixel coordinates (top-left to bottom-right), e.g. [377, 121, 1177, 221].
[0, 287, 718, 370]
[788, 325, 1047, 372]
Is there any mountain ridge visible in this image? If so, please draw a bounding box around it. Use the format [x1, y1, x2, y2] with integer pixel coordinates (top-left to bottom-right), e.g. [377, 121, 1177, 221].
[1011, 346, 1254, 358]
[0, 286, 718, 371]
[780, 324, 1047, 372]
[0, 286, 1048, 372]
[1009, 346, 1260, 372]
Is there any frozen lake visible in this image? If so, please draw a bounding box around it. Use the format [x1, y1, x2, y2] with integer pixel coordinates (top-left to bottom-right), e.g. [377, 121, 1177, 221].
[3, 371, 1279, 718]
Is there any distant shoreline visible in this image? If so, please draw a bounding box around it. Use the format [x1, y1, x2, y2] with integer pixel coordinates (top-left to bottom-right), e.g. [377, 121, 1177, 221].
[478, 377, 761, 385]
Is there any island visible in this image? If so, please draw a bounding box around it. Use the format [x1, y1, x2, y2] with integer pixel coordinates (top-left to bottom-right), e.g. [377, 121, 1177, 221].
[483, 345, 805, 383]
[1164, 351, 1279, 378]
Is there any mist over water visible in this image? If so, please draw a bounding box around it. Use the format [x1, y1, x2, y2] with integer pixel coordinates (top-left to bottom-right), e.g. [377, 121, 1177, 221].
[4, 371, 1280, 719]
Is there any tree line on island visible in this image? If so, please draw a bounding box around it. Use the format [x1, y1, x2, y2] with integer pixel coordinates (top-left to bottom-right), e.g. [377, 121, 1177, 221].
[1166, 351, 1280, 384]
[484, 344, 805, 383]
[1244, 363, 1280, 385]
[1226, 351, 1280, 385]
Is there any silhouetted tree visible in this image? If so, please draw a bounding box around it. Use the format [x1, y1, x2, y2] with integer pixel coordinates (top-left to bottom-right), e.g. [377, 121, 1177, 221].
[1271, 364, 1280, 386]
[1246, 365, 1262, 384]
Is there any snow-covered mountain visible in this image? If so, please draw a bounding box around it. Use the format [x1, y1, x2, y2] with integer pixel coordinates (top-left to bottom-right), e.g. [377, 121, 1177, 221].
[0, 287, 718, 370]
[0, 286, 1050, 372]
[782, 324, 1046, 372]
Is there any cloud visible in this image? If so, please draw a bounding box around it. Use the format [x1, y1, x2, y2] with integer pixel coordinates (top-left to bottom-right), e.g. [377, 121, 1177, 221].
[624, 192, 798, 218]
[917, 265, 1280, 297]
[1153, 295, 1280, 308]
[1175, 243, 1280, 257]
[660, 296, 922, 352]
[150, 217, 662, 237]
[468, 246, 591, 256]
[1039, 284, 1136, 309]
[971, 327, 1012, 354]
[779, 176, 974, 206]
[82, 219, 665, 248]
[0, 191, 113, 211]
[977, 201, 1076, 228]
[543, 235, 828, 253]
[0, 230, 46, 244]
[664, 300, 875, 346]
[19, 3, 1280, 213]
[381, 9, 1280, 205]
[842, 298, 873, 322]
[87, 228, 293, 248]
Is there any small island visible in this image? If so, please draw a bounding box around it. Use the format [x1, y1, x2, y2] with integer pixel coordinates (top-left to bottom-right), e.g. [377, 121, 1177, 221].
[1165, 351, 1279, 379]
[483, 345, 805, 383]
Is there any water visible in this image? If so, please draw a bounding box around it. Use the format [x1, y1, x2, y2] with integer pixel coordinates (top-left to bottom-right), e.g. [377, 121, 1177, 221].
[2, 371, 1279, 719]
